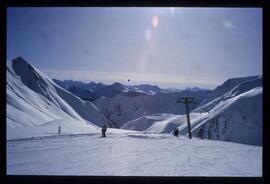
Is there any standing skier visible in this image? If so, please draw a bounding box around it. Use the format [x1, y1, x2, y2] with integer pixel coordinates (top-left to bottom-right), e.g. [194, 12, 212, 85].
[173, 127, 179, 137]
[101, 124, 107, 137]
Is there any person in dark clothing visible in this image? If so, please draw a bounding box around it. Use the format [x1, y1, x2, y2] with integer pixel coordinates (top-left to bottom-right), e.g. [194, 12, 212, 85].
[101, 124, 107, 137]
[173, 128, 179, 137]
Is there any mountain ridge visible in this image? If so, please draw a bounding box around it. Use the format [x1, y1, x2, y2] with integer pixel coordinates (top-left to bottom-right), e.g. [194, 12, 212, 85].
[7, 57, 108, 128]
[53, 79, 211, 101]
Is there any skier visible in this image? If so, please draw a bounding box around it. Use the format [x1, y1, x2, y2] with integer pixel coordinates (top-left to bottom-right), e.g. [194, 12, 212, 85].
[101, 124, 107, 137]
[173, 127, 179, 137]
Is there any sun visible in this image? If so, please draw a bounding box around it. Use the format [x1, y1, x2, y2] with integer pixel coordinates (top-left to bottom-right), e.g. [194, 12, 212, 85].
[152, 15, 159, 28]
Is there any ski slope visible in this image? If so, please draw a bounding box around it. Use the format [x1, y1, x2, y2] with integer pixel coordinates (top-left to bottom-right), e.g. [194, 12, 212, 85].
[7, 131, 261, 176]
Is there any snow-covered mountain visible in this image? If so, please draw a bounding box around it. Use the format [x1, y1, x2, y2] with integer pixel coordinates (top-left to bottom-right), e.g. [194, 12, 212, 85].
[52, 79, 210, 128]
[193, 75, 262, 113]
[121, 114, 178, 131]
[192, 86, 262, 146]
[163, 87, 182, 93]
[199, 76, 259, 106]
[6, 57, 108, 129]
[53, 79, 183, 101]
[6, 57, 210, 130]
[93, 90, 210, 128]
[121, 113, 208, 135]
[132, 84, 165, 94]
[120, 76, 262, 146]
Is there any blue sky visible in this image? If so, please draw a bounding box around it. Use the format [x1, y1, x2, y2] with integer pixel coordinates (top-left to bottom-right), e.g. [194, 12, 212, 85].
[7, 7, 262, 89]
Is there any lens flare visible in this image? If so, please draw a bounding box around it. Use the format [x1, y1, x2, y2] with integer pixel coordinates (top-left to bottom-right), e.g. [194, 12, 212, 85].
[152, 15, 159, 28]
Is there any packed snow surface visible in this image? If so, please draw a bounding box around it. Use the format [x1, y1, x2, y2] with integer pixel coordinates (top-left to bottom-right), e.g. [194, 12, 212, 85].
[7, 130, 261, 176]
[7, 118, 98, 140]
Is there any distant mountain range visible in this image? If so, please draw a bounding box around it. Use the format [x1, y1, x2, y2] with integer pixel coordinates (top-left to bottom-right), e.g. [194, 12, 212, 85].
[53, 79, 210, 101]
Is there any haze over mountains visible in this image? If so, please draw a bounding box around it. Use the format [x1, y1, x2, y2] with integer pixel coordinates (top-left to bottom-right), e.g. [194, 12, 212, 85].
[7, 57, 262, 146]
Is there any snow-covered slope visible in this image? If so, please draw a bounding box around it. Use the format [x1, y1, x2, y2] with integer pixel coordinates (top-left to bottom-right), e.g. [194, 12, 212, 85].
[121, 113, 208, 135]
[93, 90, 209, 128]
[7, 119, 97, 140]
[7, 57, 108, 128]
[184, 87, 210, 92]
[193, 76, 262, 113]
[121, 114, 178, 131]
[121, 77, 262, 146]
[67, 86, 97, 101]
[132, 84, 165, 94]
[7, 59, 83, 128]
[199, 76, 259, 106]
[7, 132, 262, 176]
[192, 87, 262, 146]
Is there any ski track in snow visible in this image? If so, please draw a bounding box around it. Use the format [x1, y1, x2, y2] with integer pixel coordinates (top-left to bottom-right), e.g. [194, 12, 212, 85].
[7, 132, 262, 176]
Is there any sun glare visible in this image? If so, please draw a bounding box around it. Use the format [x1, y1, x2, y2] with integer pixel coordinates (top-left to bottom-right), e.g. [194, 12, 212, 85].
[152, 15, 159, 28]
